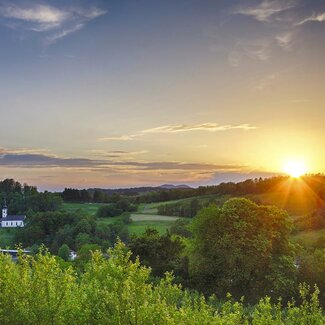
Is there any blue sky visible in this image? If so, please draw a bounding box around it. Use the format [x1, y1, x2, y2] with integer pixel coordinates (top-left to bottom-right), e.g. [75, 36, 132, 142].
[0, 0, 325, 190]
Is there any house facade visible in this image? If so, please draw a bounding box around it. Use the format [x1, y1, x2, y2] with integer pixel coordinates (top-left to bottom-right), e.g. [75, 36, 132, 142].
[0, 204, 25, 228]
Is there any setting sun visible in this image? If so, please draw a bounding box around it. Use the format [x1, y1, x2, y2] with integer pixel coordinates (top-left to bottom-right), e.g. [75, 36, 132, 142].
[283, 160, 307, 178]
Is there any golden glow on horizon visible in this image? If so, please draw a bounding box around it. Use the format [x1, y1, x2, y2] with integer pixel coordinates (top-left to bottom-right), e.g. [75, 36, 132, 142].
[283, 160, 307, 178]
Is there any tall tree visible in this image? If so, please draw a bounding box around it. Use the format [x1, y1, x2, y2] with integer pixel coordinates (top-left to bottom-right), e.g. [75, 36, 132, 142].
[188, 198, 297, 300]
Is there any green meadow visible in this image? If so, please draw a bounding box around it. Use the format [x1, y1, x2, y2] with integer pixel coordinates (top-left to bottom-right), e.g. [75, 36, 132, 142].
[62, 202, 182, 235]
[61, 202, 105, 216]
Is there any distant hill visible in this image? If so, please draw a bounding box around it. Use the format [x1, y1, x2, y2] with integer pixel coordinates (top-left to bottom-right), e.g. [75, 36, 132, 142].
[88, 184, 192, 196]
[159, 184, 191, 189]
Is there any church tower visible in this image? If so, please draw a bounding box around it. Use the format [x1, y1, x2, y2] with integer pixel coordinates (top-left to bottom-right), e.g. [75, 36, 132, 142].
[2, 201, 7, 219]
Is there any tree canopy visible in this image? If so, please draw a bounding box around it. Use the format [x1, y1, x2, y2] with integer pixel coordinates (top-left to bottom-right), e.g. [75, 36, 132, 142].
[0, 242, 323, 324]
[188, 198, 297, 300]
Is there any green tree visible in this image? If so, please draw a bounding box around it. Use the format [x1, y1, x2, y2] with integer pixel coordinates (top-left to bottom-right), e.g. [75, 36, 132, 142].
[170, 218, 192, 237]
[188, 198, 297, 300]
[58, 244, 70, 261]
[299, 248, 325, 304]
[74, 219, 92, 235]
[0, 242, 323, 324]
[75, 232, 91, 250]
[129, 229, 187, 279]
[96, 205, 122, 218]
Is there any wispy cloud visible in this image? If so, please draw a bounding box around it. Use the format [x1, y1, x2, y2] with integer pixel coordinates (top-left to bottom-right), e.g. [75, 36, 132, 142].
[89, 149, 148, 159]
[99, 122, 257, 141]
[228, 40, 271, 67]
[275, 31, 294, 50]
[44, 23, 84, 45]
[295, 12, 325, 26]
[98, 135, 137, 141]
[255, 73, 278, 90]
[0, 149, 246, 177]
[142, 123, 256, 133]
[0, 2, 106, 44]
[234, 0, 297, 22]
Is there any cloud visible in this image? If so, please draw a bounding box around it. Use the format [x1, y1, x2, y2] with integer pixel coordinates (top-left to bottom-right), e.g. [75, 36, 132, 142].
[0, 152, 101, 168]
[89, 149, 148, 159]
[44, 23, 84, 45]
[275, 31, 294, 50]
[99, 122, 257, 141]
[295, 12, 325, 26]
[0, 2, 106, 44]
[142, 123, 256, 133]
[234, 0, 297, 22]
[98, 135, 137, 141]
[228, 40, 272, 67]
[0, 3, 69, 27]
[0, 149, 246, 177]
[255, 73, 277, 90]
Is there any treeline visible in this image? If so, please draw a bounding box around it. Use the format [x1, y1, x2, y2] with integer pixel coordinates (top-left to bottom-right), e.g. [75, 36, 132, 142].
[158, 198, 203, 218]
[62, 188, 126, 203]
[0, 242, 323, 324]
[62, 177, 282, 204]
[295, 206, 325, 232]
[96, 198, 137, 218]
[0, 179, 62, 214]
[64, 175, 325, 205]
[14, 210, 130, 256]
[157, 196, 232, 218]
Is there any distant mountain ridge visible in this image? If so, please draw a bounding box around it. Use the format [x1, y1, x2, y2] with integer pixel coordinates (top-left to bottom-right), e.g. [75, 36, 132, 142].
[159, 184, 191, 189]
[88, 184, 192, 195]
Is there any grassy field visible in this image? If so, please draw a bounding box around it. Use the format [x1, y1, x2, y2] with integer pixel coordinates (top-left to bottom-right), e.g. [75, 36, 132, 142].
[291, 228, 325, 248]
[97, 213, 181, 235]
[246, 191, 318, 216]
[62, 203, 181, 235]
[131, 214, 179, 221]
[61, 202, 105, 216]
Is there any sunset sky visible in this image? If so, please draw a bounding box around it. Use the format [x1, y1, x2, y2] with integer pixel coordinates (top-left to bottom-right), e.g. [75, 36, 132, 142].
[0, 0, 325, 190]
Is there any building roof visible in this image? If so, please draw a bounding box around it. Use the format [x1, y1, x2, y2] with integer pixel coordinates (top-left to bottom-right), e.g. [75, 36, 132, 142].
[0, 215, 25, 221]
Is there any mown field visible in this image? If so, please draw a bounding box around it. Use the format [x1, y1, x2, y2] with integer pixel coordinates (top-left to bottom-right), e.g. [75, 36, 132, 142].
[61, 202, 105, 216]
[62, 202, 182, 235]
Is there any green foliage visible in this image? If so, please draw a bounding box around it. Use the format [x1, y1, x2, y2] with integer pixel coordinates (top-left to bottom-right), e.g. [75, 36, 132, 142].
[58, 244, 70, 261]
[96, 205, 123, 218]
[0, 178, 62, 215]
[188, 198, 297, 300]
[129, 229, 188, 279]
[299, 248, 325, 304]
[0, 243, 323, 324]
[13, 211, 108, 252]
[296, 207, 325, 231]
[158, 198, 203, 218]
[75, 233, 91, 250]
[120, 212, 132, 224]
[170, 218, 192, 237]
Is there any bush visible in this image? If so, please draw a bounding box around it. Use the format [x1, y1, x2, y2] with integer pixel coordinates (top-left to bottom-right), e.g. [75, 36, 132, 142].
[0, 243, 323, 324]
[120, 212, 132, 224]
[96, 205, 123, 218]
[58, 244, 70, 261]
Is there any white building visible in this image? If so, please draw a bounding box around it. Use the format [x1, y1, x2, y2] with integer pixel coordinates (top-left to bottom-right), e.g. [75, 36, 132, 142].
[0, 203, 25, 228]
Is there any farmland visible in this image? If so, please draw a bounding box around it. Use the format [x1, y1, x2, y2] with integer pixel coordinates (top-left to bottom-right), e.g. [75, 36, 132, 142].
[62, 202, 183, 235]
